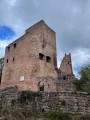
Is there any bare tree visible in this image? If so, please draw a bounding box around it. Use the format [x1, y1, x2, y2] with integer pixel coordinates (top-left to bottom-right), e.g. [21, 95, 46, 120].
[0, 57, 4, 83]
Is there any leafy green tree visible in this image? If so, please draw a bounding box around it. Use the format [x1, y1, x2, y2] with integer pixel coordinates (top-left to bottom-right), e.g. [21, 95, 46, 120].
[0, 57, 4, 83]
[75, 64, 90, 93]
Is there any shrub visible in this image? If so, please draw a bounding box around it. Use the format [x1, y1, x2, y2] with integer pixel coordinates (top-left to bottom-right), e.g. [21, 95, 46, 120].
[61, 100, 66, 106]
[42, 108, 45, 113]
[44, 111, 72, 120]
[19, 91, 41, 103]
[74, 64, 90, 93]
[73, 115, 90, 120]
[11, 99, 16, 105]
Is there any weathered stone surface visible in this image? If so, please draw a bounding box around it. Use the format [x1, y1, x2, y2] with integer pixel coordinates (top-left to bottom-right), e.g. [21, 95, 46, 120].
[1, 20, 76, 92]
[60, 53, 73, 74]
[1, 20, 57, 91]
[0, 89, 90, 115]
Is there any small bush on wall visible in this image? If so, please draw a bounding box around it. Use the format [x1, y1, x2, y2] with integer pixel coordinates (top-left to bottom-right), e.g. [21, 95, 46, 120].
[18, 90, 42, 103]
[61, 100, 66, 106]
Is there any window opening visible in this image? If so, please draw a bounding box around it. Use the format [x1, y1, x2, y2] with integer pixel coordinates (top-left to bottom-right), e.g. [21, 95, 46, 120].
[40, 84, 44, 91]
[8, 46, 10, 51]
[13, 57, 15, 61]
[63, 76, 66, 80]
[39, 53, 44, 60]
[46, 56, 51, 63]
[6, 59, 8, 63]
[14, 43, 16, 48]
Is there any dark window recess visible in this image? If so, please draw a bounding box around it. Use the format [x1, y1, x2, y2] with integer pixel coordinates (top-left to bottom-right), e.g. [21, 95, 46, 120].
[68, 61, 69, 64]
[63, 76, 66, 80]
[48, 84, 50, 88]
[14, 43, 16, 48]
[39, 53, 44, 60]
[13, 57, 15, 61]
[46, 56, 51, 63]
[6, 59, 8, 63]
[8, 46, 10, 51]
[40, 84, 44, 91]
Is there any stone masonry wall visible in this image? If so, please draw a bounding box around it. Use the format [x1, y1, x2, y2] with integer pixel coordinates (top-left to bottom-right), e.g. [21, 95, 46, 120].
[0, 88, 90, 115]
[56, 74, 76, 91]
[1, 20, 57, 90]
[60, 53, 73, 74]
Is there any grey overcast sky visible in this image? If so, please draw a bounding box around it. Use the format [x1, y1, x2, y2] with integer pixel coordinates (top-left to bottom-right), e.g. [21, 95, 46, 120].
[0, 0, 90, 77]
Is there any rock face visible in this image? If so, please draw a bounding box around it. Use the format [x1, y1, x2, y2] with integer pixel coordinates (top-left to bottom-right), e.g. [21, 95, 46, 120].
[1, 20, 76, 91]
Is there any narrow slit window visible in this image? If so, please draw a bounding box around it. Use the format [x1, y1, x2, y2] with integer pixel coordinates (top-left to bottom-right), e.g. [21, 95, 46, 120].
[6, 59, 8, 63]
[13, 57, 15, 61]
[8, 46, 10, 51]
[63, 76, 66, 80]
[39, 53, 44, 60]
[14, 43, 16, 48]
[46, 56, 51, 63]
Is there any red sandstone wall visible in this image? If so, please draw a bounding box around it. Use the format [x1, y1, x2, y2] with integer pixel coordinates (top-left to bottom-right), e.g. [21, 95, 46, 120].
[1, 20, 57, 91]
[60, 53, 73, 74]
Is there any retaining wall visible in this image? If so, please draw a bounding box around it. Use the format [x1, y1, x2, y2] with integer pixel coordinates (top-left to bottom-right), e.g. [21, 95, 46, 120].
[0, 88, 90, 115]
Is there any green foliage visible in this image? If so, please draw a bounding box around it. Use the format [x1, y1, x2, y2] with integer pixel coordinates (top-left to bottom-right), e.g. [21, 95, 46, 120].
[0, 57, 4, 83]
[0, 73, 1, 84]
[61, 100, 66, 106]
[11, 99, 16, 105]
[0, 104, 90, 120]
[75, 64, 90, 93]
[19, 90, 41, 103]
[78, 115, 90, 120]
[42, 108, 45, 113]
[72, 114, 90, 120]
[0, 104, 25, 120]
[44, 111, 72, 120]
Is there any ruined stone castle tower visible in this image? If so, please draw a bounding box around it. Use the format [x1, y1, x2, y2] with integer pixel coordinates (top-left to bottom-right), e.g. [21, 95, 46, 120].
[1, 20, 76, 91]
[60, 53, 73, 74]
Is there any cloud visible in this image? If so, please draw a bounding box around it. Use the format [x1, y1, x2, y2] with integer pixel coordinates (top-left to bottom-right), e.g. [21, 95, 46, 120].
[0, 0, 90, 76]
[7, 0, 17, 6]
[0, 40, 10, 57]
[0, 35, 18, 58]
